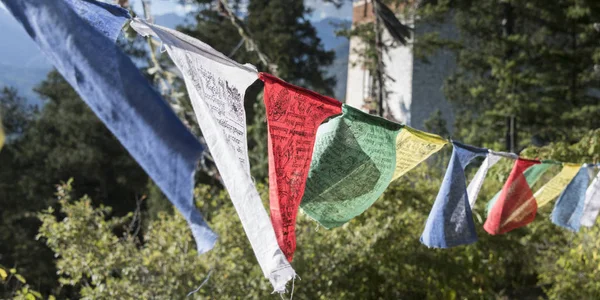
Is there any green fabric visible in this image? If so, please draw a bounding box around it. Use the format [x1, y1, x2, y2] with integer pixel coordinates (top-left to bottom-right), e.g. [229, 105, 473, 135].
[300, 105, 401, 228]
[486, 162, 553, 215]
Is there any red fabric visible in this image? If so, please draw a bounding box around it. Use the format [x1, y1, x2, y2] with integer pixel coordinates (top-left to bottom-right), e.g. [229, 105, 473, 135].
[260, 73, 342, 261]
[484, 158, 541, 235]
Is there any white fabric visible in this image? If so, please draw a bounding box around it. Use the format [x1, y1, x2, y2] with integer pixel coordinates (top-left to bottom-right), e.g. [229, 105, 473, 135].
[467, 150, 516, 208]
[131, 19, 295, 292]
[580, 170, 600, 227]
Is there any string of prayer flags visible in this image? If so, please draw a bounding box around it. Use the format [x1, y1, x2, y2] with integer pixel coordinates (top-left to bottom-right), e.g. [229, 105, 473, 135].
[581, 169, 600, 227]
[421, 142, 488, 248]
[467, 151, 517, 208]
[3, 0, 218, 252]
[393, 127, 447, 181]
[484, 158, 541, 235]
[486, 161, 554, 216]
[260, 72, 342, 261]
[9, 0, 598, 263]
[551, 165, 591, 231]
[535, 164, 581, 208]
[130, 21, 295, 292]
[300, 104, 401, 229]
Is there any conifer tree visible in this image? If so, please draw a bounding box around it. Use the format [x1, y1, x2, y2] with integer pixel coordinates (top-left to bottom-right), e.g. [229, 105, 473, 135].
[417, 0, 600, 148]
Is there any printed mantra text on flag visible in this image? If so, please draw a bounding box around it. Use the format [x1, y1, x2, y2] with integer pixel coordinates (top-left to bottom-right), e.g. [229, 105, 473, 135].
[260, 73, 342, 261]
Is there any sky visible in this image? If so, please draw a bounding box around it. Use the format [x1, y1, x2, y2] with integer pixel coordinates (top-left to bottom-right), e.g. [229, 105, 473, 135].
[0, 0, 353, 103]
[1, 0, 352, 20]
[128, 0, 352, 21]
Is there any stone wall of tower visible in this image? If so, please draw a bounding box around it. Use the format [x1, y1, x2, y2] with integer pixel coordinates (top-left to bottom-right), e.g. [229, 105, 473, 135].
[345, 0, 456, 133]
[410, 15, 456, 132]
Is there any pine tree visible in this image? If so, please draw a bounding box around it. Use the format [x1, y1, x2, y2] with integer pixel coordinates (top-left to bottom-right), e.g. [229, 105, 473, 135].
[417, 0, 600, 148]
[177, 0, 337, 180]
[0, 72, 149, 297]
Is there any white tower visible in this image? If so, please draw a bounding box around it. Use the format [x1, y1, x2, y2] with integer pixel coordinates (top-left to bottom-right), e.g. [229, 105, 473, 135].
[345, 0, 456, 132]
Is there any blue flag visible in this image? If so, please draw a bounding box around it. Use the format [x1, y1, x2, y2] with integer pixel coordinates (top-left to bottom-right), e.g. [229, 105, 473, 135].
[421, 141, 488, 248]
[551, 165, 591, 232]
[2, 0, 217, 252]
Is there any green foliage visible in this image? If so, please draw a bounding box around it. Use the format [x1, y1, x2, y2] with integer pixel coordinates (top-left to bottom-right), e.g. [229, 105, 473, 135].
[30, 163, 536, 299]
[0, 87, 36, 140]
[245, 0, 336, 95]
[31, 127, 600, 299]
[424, 109, 450, 138]
[38, 181, 211, 299]
[0, 265, 44, 300]
[417, 0, 600, 147]
[181, 0, 335, 95]
[32, 129, 599, 299]
[0, 71, 150, 297]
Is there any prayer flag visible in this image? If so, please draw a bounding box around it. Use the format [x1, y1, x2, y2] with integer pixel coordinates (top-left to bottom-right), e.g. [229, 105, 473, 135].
[130, 20, 295, 292]
[393, 127, 447, 181]
[421, 142, 488, 248]
[260, 73, 342, 262]
[467, 151, 517, 208]
[486, 161, 553, 216]
[2, 0, 217, 252]
[581, 170, 600, 227]
[551, 165, 591, 231]
[300, 104, 401, 229]
[535, 164, 580, 208]
[484, 158, 541, 235]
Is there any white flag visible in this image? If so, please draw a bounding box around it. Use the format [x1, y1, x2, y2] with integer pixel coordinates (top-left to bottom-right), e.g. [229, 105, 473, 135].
[131, 19, 295, 292]
[467, 150, 516, 208]
[580, 170, 600, 227]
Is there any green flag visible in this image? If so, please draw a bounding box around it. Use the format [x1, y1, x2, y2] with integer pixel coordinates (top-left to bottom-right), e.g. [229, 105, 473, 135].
[300, 105, 401, 228]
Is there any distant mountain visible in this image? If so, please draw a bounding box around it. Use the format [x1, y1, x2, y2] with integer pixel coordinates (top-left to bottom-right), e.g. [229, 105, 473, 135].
[313, 17, 351, 101]
[0, 9, 51, 104]
[313, 17, 351, 52]
[0, 63, 49, 101]
[154, 13, 191, 29]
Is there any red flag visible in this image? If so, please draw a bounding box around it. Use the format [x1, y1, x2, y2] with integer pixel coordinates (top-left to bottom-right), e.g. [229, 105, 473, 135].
[484, 158, 541, 235]
[260, 73, 342, 261]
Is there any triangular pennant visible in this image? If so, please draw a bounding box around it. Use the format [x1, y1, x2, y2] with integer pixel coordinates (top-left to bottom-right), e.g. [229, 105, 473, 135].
[486, 161, 553, 216]
[467, 151, 517, 208]
[131, 21, 295, 292]
[484, 158, 541, 234]
[392, 127, 447, 181]
[3, 0, 218, 251]
[260, 73, 342, 261]
[551, 165, 591, 231]
[581, 170, 600, 227]
[300, 104, 401, 229]
[421, 142, 488, 248]
[534, 164, 581, 208]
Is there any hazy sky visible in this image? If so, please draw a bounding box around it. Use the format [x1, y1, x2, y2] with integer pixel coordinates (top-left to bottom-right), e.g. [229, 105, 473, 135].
[128, 0, 352, 21]
[0, 0, 352, 23]
[0, 0, 353, 103]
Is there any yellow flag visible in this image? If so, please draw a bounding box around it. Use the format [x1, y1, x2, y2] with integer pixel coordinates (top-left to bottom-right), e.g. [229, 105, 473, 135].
[534, 164, 580, 207]
[392, 126, 447, 181]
